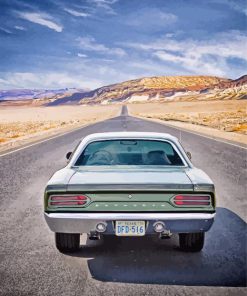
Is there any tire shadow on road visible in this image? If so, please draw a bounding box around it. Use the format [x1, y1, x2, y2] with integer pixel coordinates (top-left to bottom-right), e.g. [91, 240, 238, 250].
[68, 207, 246, 287]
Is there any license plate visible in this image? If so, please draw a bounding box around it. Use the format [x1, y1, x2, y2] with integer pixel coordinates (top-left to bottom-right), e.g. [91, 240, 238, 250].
[115, 221, 145, 236]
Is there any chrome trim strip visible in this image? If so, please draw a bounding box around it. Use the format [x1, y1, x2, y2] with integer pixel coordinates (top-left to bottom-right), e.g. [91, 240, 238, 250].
[45, 212, 215, 220]
[66, 184, 194, 191]
[44, 212, 215, 233]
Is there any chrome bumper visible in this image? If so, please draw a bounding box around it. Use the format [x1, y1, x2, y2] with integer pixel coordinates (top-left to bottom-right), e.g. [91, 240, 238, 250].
[44, 212, 215, 234]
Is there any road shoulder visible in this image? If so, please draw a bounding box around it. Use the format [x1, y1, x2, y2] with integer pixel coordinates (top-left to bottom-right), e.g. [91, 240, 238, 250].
[131, 115, 247, 148]
[0, 109, 120, 156]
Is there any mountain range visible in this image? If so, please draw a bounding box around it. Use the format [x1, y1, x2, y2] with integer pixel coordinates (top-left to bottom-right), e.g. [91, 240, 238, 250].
[0, 88, 87, 102]
[0, 75, 246, 106]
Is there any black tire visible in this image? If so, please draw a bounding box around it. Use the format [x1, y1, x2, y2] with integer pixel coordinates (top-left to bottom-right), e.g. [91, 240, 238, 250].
[55, 233, 80, 252]
[179, 232, 205, 252]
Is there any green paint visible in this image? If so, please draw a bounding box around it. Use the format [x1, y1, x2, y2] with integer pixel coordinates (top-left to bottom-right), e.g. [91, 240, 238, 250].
[44, 190, 215, 212]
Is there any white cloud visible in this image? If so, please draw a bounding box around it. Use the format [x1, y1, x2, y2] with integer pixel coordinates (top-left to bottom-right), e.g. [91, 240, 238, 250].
[89, 0, 118, 15]
[122, 8, 177, 33]
[14, 25, 26, 31]
[127, 10, 177, 27]
[0, 54, 173, 89]
[18, 12, 63, 32]
[77, 36, 126, 57]
[154, 51, 226, 76]
[64, 8, 90, 17]
[165, 33, 175, 38]
[122, 31, 247, 76]
[211, 0, 247, 16]
[0, 72, 101, 89]
[77, 53, 87, 58]
[0, 27, 12, 34]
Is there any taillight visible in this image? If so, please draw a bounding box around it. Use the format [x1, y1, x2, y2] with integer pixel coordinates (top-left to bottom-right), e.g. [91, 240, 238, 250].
[172, 195, 211, 207]
[49, 195, 90, 207]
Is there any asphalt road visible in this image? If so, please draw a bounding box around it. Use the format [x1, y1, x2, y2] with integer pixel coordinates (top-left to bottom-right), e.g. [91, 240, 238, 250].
[0, 106, 246, 296]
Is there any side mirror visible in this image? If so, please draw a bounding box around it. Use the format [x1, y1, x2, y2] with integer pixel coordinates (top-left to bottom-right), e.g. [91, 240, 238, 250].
[186, 151, 192, 160]
[66, 151, 72, 160]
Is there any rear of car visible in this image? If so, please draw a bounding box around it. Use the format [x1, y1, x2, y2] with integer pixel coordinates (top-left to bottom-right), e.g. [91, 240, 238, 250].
[44, 132, 216, 252]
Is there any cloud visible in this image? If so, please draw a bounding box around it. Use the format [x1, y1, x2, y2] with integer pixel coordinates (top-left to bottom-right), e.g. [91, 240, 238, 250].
[77, 36, 126, 57]
[126, 9, 177, 28]
[211, 0, 247, 16]
[77, 53, 87, 58]
[0, 27, 12, 34]
[14, 25, 26, 31]
[89, 0, 118, 15]
[18, 12, 63, 32]
[122, 31, 247, 76]
[0, 55, 171, 89]
[122, 8, 177, 34]
[64, 8, 90, 17]
[153, 51, 226, 76]
[0, 72, 102, 89]
[165, 33, 175, 38]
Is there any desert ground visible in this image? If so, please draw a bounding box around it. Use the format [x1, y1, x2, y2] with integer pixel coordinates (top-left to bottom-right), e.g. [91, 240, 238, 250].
[0, 105, 119, 153]
[128, 100, 247, 145]
[0, 100, 246, 154]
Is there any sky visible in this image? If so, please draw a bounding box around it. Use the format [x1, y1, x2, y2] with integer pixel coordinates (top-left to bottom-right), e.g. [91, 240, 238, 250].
[0, 0, 246, 90]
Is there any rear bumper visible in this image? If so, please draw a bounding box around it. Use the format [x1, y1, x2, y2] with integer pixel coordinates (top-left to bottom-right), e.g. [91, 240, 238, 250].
[44, 212, 215, 234]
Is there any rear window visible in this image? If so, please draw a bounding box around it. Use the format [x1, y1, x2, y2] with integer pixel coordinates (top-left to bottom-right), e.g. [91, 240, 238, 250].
[74, 139, 184, 166]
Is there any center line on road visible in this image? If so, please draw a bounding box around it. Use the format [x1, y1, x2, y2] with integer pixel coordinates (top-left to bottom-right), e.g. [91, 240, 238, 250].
[1, 113, 246, 158]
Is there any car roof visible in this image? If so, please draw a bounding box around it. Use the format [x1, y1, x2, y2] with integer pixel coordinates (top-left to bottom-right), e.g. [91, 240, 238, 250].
[82, 132, 178, 142]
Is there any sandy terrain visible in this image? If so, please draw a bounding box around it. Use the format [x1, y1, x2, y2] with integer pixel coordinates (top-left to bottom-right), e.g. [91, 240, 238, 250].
[128, 100, 247, 145]
[0, 105, 120, 153]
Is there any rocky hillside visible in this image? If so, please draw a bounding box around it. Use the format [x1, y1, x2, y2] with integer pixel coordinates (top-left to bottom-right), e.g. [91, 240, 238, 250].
[0, 88, 88, 106]
[48, 75, 246, 105]
[0, 88, 84, 101]
[215, 75, 247, 88]
[1, 75, 246, 106]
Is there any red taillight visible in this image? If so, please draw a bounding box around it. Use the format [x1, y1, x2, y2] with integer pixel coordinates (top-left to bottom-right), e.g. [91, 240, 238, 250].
[173, 195, 211, 206]
[49, 195, 89, 207]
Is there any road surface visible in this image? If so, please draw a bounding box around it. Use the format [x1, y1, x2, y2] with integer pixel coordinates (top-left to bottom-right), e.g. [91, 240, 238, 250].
[0, 106, 246, 296]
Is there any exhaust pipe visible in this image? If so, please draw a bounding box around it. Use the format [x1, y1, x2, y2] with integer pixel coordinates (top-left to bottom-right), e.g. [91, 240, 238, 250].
[88, 231, 101, 240]
[159, 230, 172, 239]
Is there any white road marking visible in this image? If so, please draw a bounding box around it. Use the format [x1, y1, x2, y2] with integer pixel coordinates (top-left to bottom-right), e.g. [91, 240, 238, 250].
[140, 117, 247, 150]
[0, 123, 91, 158]
[1, 112, 246, 158]
[175, 127, 247, 150]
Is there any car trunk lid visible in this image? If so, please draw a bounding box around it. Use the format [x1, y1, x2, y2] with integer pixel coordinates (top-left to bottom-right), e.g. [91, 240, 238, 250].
[67, 168, 193, 191]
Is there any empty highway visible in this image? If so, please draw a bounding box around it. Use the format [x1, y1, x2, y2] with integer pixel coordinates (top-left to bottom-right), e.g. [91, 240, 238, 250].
[0, 106, 246, 296]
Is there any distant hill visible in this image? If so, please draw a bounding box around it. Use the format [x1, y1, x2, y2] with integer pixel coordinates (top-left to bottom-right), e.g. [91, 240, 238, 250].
[48, 75, 246, 105]
[214, 75, 247, 89]
[0, 88, 87, 102]
[1, 75, 246, 106]
[46, 90, 94, 106]
[46, 75, 226, 105]
[0, 89, 37, 100]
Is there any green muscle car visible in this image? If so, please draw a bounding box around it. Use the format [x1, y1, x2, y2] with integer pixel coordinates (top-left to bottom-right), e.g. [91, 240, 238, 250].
[44, 132, 216, 252]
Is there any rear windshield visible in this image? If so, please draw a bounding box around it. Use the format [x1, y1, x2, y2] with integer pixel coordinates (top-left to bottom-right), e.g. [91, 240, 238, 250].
[74, 139, 184, 166]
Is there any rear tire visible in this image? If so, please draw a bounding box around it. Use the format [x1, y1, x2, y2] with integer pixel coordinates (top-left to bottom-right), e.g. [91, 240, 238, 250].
[55, 233, 80, 252]
[179, 232, 204, 252]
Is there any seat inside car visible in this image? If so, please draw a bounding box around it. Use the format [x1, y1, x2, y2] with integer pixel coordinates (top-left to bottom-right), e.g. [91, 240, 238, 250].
[146, 150, 171, 165]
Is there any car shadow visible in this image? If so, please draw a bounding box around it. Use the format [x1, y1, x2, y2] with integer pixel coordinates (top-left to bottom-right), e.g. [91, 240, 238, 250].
[68, 207, 246, 287]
